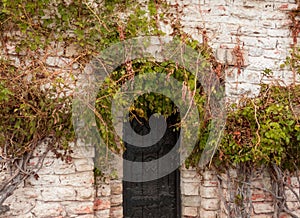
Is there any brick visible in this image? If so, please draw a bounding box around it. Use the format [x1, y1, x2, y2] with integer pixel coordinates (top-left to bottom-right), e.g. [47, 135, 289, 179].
[52, 159, 76, 175]
[36, 159, 55, 175]
[248, 47, 264, 57]
[182, 14, 202, 23]
[274, 2, 298, 11]
[181, 168, 199, 178]
[110, 206, 123, 218]
[60, 171, 94, 187]
[41, 186, 76, 201]
[31, 201, 65, 217]
[202, 180, 218, 187]
[97, 183, 111, 197]
[286, 201, 300, 210]
[292, 210, 300, 217]
[225, 68, 242, 83]
[181, 177, 201, 183]
[95, 209, 110, 218]
[264, 49, 287, 60]
[261, 11, 288, 20]
[111, 194, 122, 206]
[285, 189, 300, 202]
[94, 197, 111, 210]
[9, 213, 38, 218]
[200, 187, 219, 199]
[182, 196, 201, 207]
[3, 197, 36, 216]
[241, 69, 262, 84]
[74, 158, 94, 172]
[261, 21, 278, 29]
[267, 29, 290, 37]
[251, 191, 273, 202]
[182, 206, 198, 217]
[202, 171, 217, 181]
[71, 145, 95, 158]
[240, 36, 260, 47]
[231, 8, 258, 19]
[76, 215, 95, 218]
[252, 178, 272, 189]
[279, 213, 291, 218]
[253, 202, 274, 214]
[8, 187, 39, 199]
[111, 181, 122, 195]
[257, 37, 278, 49]
[251, 215, 273, 218]
[26, 174, 60, 186]
[199, 209, 219, 218]
[201, 198, 220, 211]
[248, 56, 277, 71]
[76, 187, 95, 201]
[182, 182, 200, 195]
[65, 202, 94, 216]
[227, 48, 246, 66]
[239, 26, 267, 37]
[226, 82, 261, 98]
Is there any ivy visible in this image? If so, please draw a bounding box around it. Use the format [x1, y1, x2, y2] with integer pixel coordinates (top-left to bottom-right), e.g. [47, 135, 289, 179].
[0, 59, 74, 159]
[217, 85, 299, 170]
[1, 0, 299, 216]
[0, 0, 298, 173]
[0, 0, 167, 55]
[95, 58, 210, 155]
[0, 58, 74, 210]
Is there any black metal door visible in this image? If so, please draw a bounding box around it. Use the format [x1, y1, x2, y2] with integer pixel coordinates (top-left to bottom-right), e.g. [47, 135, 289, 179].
[123, 113, 181, 218]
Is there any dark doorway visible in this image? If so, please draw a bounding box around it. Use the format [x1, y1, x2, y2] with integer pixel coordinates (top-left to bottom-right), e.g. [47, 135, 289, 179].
[123, 111, 181, 218]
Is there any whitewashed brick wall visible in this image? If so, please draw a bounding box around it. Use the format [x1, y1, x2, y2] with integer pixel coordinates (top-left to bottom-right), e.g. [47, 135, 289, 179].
[1, 0, 300, 217]
[171, 0, 300, 100]
[180, 167, 300, 218]
[1, 142, 95, 218]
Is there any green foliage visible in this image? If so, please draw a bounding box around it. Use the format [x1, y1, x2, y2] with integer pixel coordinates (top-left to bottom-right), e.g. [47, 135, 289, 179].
[281, 47, 300, 75]
[0, 81, 12, 102]
[217, 85, 300, 171]
[0, 1, 194, 184]
[0, 0, 165, 54]
[95, 59, 209, 154]
[0, 59, 74, 160]
[0, 0, 174, 160]
[1, 0, 298, 175]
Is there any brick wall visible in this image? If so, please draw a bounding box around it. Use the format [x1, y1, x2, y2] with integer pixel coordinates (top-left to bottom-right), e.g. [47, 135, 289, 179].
[171, 0, 300, 99]
[181, 167, 300, 218]
[1, 0, 300, 217]
[94, 179, 123, 218]
[1, 142, 95, 218]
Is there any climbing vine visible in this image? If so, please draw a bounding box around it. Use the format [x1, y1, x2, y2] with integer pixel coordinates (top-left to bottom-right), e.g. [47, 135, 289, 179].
[0, 0, 300, 217]
[0, 0, 187, 213]
[217, 85, 300, 169]
[0, 57, 74, 213]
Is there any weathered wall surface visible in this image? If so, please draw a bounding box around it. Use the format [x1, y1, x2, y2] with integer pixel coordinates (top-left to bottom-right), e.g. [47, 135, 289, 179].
[1, 142, 95, 218]
[180, 167, 300, 218]
[95, 166, 300, 218]
[175, 0, 300, 100]
[1, 0, 300, 217]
